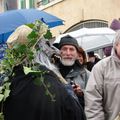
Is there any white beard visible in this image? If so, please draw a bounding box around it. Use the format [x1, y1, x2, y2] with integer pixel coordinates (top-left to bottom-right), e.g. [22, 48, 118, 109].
[61, 58, 75, 66]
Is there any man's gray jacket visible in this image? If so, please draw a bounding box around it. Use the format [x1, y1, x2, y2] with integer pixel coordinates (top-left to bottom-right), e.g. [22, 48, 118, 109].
[85, 48, 120, 120]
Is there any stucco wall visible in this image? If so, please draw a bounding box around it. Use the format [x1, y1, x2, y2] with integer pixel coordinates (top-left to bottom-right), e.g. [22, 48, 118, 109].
[38, 0, 120, 37]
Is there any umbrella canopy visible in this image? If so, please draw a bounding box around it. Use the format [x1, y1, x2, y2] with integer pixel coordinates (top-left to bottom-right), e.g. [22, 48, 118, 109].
[54, 27, 116, 52]
[0, 9, 63, 43]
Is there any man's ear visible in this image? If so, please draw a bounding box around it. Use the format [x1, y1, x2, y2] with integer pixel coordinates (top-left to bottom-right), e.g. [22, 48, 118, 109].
[116, 42, 119, 46]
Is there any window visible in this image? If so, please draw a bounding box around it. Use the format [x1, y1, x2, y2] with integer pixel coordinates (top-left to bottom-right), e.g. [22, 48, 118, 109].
[21, 0, 26, 8]
[79, 21, 108, 29]
[29, 0, 35, 8]
[42, 0, 49, 5]
[65, 19, 108, 33]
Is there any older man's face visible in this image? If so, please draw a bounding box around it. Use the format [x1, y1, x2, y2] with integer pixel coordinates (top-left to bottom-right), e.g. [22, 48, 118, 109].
[115, 42, 120, 59]
[60, 45, 78, 66]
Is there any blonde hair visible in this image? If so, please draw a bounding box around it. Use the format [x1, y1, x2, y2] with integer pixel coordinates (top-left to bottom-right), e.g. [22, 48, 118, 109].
[7, 25, 32, 48]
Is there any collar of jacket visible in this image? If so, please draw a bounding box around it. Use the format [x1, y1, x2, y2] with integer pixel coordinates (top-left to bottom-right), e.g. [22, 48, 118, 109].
[66, 61, 85, 78]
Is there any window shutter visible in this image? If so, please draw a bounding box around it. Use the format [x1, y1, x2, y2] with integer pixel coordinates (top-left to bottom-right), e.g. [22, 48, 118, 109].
[29, 0, 35, 8]
[42, 0, 49, 5]
[21, 0, 26, 8]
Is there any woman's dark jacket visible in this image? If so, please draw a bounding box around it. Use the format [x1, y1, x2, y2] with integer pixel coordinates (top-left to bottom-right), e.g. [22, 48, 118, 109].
[3, 65, 86, 120]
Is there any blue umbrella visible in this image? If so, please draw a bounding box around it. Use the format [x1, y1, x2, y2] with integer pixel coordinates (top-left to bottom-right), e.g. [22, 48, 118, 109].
[0, 9, 64, 43]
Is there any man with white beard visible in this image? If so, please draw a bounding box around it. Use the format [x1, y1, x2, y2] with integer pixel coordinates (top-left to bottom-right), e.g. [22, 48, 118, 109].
[54, 35, 90, 109]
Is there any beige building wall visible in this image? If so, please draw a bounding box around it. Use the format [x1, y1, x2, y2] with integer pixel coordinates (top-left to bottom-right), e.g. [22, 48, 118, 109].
[38, 0, 120, 37]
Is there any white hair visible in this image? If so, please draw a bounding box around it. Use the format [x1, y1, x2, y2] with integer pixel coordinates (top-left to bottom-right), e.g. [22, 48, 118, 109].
[35, 51, 56, 70]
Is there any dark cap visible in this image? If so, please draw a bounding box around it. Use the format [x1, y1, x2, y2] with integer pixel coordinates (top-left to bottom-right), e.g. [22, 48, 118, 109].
[58, 35, 79, 50]
[87, 51, 95, 57]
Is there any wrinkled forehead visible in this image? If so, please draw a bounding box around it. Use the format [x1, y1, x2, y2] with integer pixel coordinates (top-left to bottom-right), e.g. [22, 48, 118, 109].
[60, 44, 77, 50]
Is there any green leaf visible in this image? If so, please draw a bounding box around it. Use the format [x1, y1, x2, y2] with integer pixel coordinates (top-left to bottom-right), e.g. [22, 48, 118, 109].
[34, 78, 42, 86]
[8, 59, 14, 66]
[27, 51, 34, 61]
[0, 94, 4, 102]
[0, 87, 3, 93]
[24, 67, 32, 74]
[27, 31, 38, 39]
[24, 66, 43, 75]
[26, 23, 34, 29]
[13, 44, 26, 52]
[4, 89, 10, 101]
[0, 112, 4, 120]
[40, 75, 44, 83]
[45, 90, 49, 95]
[44, 30, 52, 39]
[46, 83, 51, 88]
[4, 82, 10, 90]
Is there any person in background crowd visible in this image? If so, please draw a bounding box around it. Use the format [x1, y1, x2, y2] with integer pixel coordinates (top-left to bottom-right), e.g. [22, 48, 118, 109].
[77, 46, 87, 65]
[103, 46, 113, 57]
[77, 46, 90, 75]
[54, 35, 90, 109]
[86, 51, 101, 71]
[85, 30, 120, 120]
[1, 22, 86, 120]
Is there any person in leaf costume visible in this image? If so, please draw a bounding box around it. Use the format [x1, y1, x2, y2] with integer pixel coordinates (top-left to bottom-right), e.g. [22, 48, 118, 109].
[1, 21, 86, 120]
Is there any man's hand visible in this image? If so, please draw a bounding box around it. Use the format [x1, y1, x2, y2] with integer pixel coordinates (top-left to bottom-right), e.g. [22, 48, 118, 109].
[72, 84, 84, 96]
